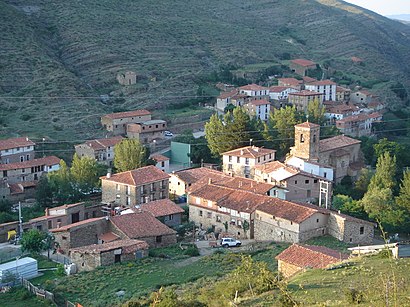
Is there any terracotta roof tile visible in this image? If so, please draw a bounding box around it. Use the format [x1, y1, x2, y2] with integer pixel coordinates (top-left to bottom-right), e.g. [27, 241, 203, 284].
[336, 112, 382, 124]
[77, 136, 123, 151]
[0, 156, 60, 171]
[320, 135, 361, 152]
[239, 84, 268, 91]
[276, 244, 349, 268]
[98, 232, 120, 243]
[173, 167, 228, 185]
[101, 165, 170, 186]
[141, 199, 184, 217]
[50, 202, 84, 211]
[278, 78, 303, 86]
[295, 122, 320, 129]
[222, 146, 276, 159]
[103, 110, 151, 120]
[0, 137, 35, 151]
[302, 76, 317, 83]
[290, 59, 316, 67]
[69, 239, 149, 254]
[218, 89, 239, 99]
[50, 217, 105, 233]
[306, 80, 336, 86]
[110, 212, 176, 238]
[248, 99, 270, 106]
[150, 154, 170, 162]
[325, 104, 358, 114]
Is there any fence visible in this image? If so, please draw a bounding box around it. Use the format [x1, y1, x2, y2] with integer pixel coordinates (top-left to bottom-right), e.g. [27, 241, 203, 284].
[21, 277, 56, 305]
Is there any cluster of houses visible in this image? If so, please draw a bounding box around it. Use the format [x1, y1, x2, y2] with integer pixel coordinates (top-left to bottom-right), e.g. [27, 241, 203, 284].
[216, 58, 384, 138]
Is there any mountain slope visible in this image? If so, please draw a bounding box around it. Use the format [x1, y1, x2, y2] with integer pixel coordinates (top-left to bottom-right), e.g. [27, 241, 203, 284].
[0, 0, 409, 140]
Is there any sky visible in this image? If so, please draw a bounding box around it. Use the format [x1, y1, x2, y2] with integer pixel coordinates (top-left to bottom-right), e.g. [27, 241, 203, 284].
[343, 0, 410, 16]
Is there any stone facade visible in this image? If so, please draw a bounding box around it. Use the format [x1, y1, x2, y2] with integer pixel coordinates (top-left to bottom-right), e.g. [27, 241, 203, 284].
[289, 59, 317, 76]
[327, 212, 373, 245]
[277, 260, 302, 278]
[101, 177, 169, 207]
[101, 110, 152, 136]
[117, 71, 137, 86]
[288, 91, 323, 112]
[0, 137, 35, 164]
[126, 120, 167, 143]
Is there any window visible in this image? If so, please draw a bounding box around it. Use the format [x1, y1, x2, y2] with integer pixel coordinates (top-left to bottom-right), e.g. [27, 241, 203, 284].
[20, 156, 24, 162]
[272, 215, 275, 220]
[228, 164, 233, 171]
[269, 153, 272, 159]
[245, 158, 249, 165]
[313, 134, 316, 143]
[199, 210, 203, 217]
[168, 214, 174, 220]
[116, 184, 120, 192]
[360, 226, 364, 235]
[307, 190, 311, 198]
[229, 156, 232, 162]
[237, 157, 240, 163]
[126, 185, 131, 195]
[127, 197, 131, 206]
[156, 236, 162, 243]
[48, 220, 52, 229]
[316, 219, 319, 223]
[216, 216, 221, 222]
[324, 172, 327, 178]
[26, 154, 30, 161]
[314, 179, 318, 183]
[62, 236, 67, 240]
[294, 180, 298, 184]
[305, 179, 309, 184]
[207, 212, 212, 219]
[300, 134, 305, 143]
[196, 197, 201, 205]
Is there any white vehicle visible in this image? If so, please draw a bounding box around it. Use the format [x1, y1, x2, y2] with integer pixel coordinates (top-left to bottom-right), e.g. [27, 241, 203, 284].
[220, 237, 242, 248]
[164, 131, 173, 137]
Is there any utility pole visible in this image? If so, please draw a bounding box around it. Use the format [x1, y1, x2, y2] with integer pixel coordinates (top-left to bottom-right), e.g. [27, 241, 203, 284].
[18, 202, 23, 238]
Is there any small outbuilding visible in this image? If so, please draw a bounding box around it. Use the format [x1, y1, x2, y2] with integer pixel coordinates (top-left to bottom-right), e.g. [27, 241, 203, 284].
[69, 239, 149, 272]
[276, 244, 349, 278]
[0, 257, 38, 282]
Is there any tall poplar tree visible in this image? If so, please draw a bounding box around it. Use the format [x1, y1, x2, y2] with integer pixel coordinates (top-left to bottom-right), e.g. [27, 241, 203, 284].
[114, 139, 147, 172]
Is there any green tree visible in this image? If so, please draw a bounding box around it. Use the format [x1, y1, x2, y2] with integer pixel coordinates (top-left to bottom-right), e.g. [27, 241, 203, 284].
[354, 168, 374, 199]
[35, 175, 53, 208]
[20, 229, 46, 254]
[367, 152, 397, 192]
[205, 107, 254, 157]
[267, 106, 301, 155]
[48, 160, 75, 204]
[114, 139, 147, 172]
[395, 170, 410, 229]
[332, 194, 367, 219]
[307, 98, 325, 125]
[70, 153, 99, 194]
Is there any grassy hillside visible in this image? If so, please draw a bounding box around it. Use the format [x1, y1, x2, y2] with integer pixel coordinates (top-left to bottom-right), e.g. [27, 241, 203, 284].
[0, 0, 409, 141]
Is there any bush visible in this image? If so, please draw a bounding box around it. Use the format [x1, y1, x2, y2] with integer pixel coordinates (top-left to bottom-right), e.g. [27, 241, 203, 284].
[184, 245, 200, 257]
[344, 288, 364, 304]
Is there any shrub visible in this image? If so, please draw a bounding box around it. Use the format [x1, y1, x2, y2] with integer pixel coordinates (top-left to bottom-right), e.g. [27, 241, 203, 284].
[184, 246, 200, 257]
[344, 288, 364, 304]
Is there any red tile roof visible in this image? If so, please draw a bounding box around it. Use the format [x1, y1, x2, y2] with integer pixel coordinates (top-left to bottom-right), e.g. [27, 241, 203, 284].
[289, 90, 322, 97]
[150, 154, 170, 162]
[268, 86, 291, 93]
[239, 84, 268, 91]
[319, 135, 361, 152]
[0, 156, 61, 171]
[302, 76, 317, 83]
[69, 239, 149, 254]
[29, 214, 65, 222]
[290, 59, 316, 67]
[110, 212, 176, 238]
[77, 136, 123, 151]
[306, 80, 336, 86]
[222, 146, 276, 159]
[336, 86, 351, 92]
[172, 167, 223, 185]
[103, 110, 151, 120]
[276, 244, 349, 269]
[325, 104, 359, 114]
[0, 137, 35, 151]
[295, 121, 320, 129]
[248, 99, 270, 106]
[50, 217, 105, 233]
[98, 232, 120, 243]
[50, 202, 85, 211]
[218, 89, 239, 99]
[101, 165, 170, 186]
[336, 112, 382, 124]
[142, 199, 185, 217]
[278, 78, 303, 86]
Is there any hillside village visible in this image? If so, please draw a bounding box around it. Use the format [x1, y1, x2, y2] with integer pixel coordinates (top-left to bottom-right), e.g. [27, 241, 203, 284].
[0, 55, 409, 306]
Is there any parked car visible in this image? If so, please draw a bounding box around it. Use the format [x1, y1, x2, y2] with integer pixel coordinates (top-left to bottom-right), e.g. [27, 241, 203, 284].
[220, 237, 241, 248]
[164, 131, 173, 137]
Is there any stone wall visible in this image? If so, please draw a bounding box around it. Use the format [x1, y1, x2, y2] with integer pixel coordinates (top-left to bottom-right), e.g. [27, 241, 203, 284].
[278, 260, 302, 278]
[70, 251, 100, 272]
[327, 212, 373, 244]
[159, 213, 182, 227]
[138, 234, 176, 248]
[254, 219, 300, 243]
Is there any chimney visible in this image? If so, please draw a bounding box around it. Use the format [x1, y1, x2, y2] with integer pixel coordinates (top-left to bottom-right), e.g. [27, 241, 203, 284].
[106, 172, 111, 179]
[208, 178, 212, 184]
[26, 137, 29, 141]
[45, 208, 49, 216]
[240, 150, 244, 155]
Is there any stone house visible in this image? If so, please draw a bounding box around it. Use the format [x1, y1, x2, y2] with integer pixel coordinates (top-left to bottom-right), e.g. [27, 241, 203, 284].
[0, 156, 60, 185]
[289, 59, 317, 76]
[140, 199, 185, 227]
[305, 80, 336, 102]
[51, 217, 109, 252]
[350, 89, 378, 105]
[101, 165, 170, 207]
[276, 244, 349, 278]
[336, 86, 351, 102]
[253, 161, 332, 203]
[289, 122, 362, 183]
[101, 110, 152, 136]
[109, 212, 177, 248]
[126, 120, 167, 143]
[244, 99, 271, 121]
[222, 146, 276, 179]
[277, 78, 303, 90]
[69, 240, 149, 272]
[74, 136, 123, 166]
[0, 137, 36, 164]
[288, 91, 323, 112]
[151, 154, 170, 173]
[216, 89, 249, 114]
[336, 112, 382, 138]
[116, 71, 137, 86]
